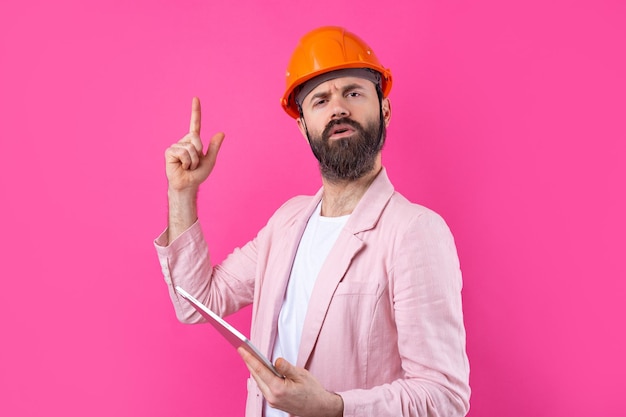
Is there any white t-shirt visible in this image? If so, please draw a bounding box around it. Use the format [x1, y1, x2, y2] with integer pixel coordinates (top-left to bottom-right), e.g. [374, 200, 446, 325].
[265, 203, 349, 417]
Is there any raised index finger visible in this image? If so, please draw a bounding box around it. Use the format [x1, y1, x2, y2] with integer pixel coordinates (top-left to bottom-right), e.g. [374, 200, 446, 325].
[189, 97, 201, 135]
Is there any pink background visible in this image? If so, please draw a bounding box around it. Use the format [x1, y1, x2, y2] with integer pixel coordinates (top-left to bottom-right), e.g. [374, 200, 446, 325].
[1, 0, 624, 416]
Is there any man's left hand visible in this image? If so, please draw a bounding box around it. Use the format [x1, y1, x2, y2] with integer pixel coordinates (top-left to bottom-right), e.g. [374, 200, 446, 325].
[238, 347, 343, 417]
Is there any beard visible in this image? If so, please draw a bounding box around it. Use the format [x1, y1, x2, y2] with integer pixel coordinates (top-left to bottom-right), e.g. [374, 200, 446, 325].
[308, 116, 386, 182]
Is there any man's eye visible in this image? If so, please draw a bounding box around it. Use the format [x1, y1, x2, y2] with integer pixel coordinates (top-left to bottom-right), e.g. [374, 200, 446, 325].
[347, 92, 360, 98]
[313, 99, 327, 107]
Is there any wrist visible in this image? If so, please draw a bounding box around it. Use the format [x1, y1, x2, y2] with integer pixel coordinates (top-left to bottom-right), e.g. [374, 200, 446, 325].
[167, 185, 199, 203]
[166, 186, 200, 245]
[329, 393, 344, 417]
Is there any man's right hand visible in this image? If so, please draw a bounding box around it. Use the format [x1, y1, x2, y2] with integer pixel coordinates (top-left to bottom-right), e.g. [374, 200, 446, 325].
[165, 97, 225, 193]
[164, 97, 225, 244]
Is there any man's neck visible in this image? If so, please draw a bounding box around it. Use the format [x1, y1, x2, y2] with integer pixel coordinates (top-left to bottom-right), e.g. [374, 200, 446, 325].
[320, 165, 382, 217]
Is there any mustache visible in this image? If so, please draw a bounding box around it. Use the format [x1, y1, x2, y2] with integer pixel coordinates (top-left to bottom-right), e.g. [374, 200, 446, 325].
[322, 117, 363, 140]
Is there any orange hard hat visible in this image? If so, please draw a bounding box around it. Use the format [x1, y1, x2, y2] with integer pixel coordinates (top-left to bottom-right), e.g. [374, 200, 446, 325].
[281, 26, 393, 119]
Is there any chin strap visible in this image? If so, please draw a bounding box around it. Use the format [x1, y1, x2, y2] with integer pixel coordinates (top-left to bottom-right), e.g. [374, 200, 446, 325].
[375, 84, 386, 151]
[298, 103, 322, 162]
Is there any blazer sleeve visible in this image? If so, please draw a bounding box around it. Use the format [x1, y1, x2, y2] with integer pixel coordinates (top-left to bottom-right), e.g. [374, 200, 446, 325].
[339, 210, 471, 416]
[154, 221, 257, 322]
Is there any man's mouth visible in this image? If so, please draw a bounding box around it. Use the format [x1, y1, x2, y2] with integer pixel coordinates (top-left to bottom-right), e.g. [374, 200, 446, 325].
[329, 124, 356, 139]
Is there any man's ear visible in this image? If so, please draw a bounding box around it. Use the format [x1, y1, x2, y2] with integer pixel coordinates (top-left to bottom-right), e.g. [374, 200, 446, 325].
[382, 98, 392, 127]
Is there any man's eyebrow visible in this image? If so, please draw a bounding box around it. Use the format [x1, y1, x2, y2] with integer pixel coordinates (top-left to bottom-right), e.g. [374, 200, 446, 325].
[307, 82, 369, 104]
[341, 83, 368, 93]
[308, 90, 330, 104]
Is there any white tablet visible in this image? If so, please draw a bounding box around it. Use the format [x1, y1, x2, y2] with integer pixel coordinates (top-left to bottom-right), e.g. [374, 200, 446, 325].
[175, 286, 283, 378]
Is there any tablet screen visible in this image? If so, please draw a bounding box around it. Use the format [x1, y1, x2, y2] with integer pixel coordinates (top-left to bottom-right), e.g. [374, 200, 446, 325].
[175, 286, 283, 378]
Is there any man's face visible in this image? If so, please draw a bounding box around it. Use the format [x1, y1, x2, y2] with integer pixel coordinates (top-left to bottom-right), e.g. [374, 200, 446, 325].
[297, 76, 391, 182]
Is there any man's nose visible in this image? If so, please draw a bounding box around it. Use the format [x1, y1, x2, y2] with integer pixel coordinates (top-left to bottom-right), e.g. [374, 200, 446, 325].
[330, 97, 350, 119]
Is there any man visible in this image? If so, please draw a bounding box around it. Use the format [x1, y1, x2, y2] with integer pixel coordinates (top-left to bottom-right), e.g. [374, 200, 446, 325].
[155, 26, 470, 417]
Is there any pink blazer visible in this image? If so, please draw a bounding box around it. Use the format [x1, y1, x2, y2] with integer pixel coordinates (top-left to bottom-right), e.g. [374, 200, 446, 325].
[155, 168, 470, 416]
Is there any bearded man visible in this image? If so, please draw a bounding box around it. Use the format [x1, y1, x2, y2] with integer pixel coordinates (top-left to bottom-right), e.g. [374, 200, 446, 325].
[155, 26, 471, 417]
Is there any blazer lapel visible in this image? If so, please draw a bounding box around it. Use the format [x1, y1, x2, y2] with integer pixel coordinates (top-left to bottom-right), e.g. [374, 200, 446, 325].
[296, 168, 396, 367]
[253, 192, 323, 358]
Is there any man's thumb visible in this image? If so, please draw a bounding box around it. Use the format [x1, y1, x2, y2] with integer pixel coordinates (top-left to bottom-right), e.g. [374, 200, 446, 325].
[205, 132, 225, 159]
[274, 357, 294, 377]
